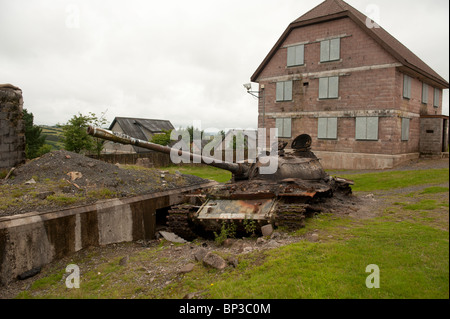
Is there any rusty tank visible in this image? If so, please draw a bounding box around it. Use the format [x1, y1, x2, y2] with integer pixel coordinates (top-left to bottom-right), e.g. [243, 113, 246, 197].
[87, 126, 353, 240]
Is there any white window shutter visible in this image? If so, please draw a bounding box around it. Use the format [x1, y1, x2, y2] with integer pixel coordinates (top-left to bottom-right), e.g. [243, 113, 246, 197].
[330, 38, 340, 61]
[319, 78, 328, 99]
[422, 83, 428, 104]
[328, 76, 339, 98]
[296, 45, 304, 65]
[366, 117, 379, 140]
[287, 46, 296, 67]
[401, 118, 410, 141]
[283, 118, 292, 138]
[276, 82, 284, 101]
[320, 40, 330, 62]
[434, 88, 440, 107]
[275, 118, 283, 137]
[318, 118, 327, 139]
[327, 117, 338, 139]
[284, 81, 293, 101]
[403, 75, 411, 99]
[355, 117, 366, 140]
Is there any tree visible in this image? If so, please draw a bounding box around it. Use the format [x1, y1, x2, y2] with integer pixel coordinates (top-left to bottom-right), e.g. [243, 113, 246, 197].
[61, 112, 107, 154]
[150, 129, 173, 146]
[23, 108, 47, 159]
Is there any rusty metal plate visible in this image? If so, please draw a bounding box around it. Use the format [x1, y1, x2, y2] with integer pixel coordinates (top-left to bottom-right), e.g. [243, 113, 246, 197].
[197, 199, 276, 221]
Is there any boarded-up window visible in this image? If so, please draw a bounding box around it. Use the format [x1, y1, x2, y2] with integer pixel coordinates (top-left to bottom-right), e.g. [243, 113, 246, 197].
[276, 81, 293, 101]
[318, 117, 338, 139]
[401, 118, 410, 141]
[287, 44, 304, 67]
[276, 118, 292, 138]
[355, 117, 379, 141]
[403, 74, 411, 99]
[434, 88, 440, 108]
[422, 83, 428, 104]
[320, 38, 340, 62]
[319, 76, 339, 99]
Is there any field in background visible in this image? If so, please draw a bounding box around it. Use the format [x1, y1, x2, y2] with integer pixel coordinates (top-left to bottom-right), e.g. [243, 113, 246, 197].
[40, 125, 64, 150]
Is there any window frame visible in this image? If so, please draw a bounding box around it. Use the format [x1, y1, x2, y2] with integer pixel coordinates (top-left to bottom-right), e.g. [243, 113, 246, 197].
[320, 38, 340, 63]
[275, 118, 292, 138]
[401, 118, 410, 141]
[287, 44, 305, 67]
[355, 117, 379, 141]
[319, 76, 339, 100]
[422, 82, 428, 104]
[403, 74, 411, 99]
[276, 81, 293, 102]
[318, 117, 338, 140]
[433, 88, 440, 108]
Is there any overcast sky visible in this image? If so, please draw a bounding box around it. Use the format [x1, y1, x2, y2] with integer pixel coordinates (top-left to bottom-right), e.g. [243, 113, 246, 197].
[1, 0, 448, 132]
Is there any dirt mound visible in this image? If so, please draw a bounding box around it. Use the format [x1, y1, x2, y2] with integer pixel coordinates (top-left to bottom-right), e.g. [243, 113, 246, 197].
[1, 150, 208, 217]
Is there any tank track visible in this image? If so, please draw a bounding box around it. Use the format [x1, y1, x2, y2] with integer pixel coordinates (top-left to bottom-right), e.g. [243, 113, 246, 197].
[166, 204, 199, 241]
[274, 203, 318, 230]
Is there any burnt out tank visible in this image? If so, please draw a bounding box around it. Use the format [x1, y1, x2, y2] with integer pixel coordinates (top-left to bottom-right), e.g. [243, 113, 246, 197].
[87, 126, 353, 240]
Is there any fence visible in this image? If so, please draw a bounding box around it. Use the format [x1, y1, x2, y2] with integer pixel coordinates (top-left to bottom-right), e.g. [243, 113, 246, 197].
[88, 152, 171, 167]
[88, 149, 253, 168]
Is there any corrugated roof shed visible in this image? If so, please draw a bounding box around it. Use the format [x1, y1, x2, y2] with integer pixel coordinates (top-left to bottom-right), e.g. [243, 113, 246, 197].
[109, 117, 174, 153]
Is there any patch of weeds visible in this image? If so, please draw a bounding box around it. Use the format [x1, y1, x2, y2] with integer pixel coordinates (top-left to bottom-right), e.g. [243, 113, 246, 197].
[404, 200, 438, 211]
[421, 186, 449, 195]
[87, 188, 116, 199]
[46, 194, 79, 206]
[243, 217, 258, 237]
[214, 221, 237, 245]
[0, 169, 8, 179]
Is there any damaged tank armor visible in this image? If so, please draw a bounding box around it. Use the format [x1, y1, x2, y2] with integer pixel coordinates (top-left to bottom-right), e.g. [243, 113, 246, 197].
[88, 127, 354, 240]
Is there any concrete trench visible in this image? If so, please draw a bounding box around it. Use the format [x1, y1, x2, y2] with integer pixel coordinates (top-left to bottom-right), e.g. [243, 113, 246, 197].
[0, 182, 216, 286]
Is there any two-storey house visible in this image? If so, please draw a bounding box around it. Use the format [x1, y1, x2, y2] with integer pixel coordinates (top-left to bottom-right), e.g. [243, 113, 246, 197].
[250, 0, 449, 169]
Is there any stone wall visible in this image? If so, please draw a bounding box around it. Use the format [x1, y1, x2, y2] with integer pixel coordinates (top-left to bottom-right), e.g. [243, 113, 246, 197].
[0, 84, 26, 170]
[420, 116, 449, 155]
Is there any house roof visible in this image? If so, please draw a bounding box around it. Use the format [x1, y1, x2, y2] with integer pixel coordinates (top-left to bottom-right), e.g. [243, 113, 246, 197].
[109, 117, 174, 153]
[251, 0, 449, 88]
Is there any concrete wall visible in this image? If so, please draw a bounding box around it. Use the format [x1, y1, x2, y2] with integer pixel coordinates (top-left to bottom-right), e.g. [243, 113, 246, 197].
[0, 182, 216, 286]
[0, 84, 26, 170]
[420, 116, 449, 155]
[314, 150, 419, 170]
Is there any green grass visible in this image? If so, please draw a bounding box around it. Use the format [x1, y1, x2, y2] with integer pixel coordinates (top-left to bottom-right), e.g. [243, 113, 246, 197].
[12, 165, 449, 299]
[163, 165, 232, 183]
[338, 168, 449, 192]
[179, 203, 448, 299]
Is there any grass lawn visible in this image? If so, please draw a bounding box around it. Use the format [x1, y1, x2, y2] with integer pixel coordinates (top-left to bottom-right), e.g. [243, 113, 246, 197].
[13, 166, 449, 299]
[163, 164, 232, 183]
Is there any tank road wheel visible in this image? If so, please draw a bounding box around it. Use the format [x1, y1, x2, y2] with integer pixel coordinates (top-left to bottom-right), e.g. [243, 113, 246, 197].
[167, 204, 199, 241]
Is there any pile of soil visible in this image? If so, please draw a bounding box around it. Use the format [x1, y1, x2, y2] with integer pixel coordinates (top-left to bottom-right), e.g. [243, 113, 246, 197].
[1, 150, 208, 217]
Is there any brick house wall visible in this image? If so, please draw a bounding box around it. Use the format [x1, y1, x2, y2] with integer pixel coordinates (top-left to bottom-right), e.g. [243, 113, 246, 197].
[252, 11, 448, 169]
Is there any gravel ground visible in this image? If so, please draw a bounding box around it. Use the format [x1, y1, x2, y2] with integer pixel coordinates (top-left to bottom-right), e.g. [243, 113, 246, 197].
[0, 150, 208, 217]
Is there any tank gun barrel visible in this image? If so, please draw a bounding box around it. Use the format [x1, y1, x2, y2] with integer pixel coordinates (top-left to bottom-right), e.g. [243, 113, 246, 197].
[87, 126, 248, 177]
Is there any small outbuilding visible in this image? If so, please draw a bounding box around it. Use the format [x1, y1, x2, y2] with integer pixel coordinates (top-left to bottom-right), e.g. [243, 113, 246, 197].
[102, 117, 174, 154]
